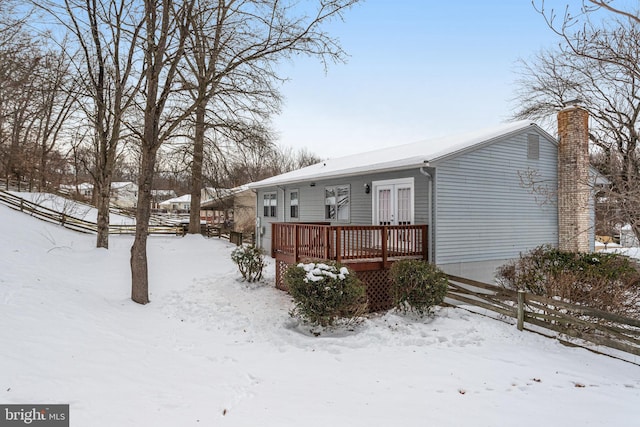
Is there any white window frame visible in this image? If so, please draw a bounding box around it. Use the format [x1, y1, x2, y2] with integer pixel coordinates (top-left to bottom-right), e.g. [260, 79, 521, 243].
[263, 192, 277, 218]
[289, 189, 299, 219]
[324, 184, 350, 222]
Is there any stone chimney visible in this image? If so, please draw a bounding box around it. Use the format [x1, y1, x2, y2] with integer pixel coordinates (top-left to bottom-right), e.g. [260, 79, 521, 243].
[557, 104, 590, 252]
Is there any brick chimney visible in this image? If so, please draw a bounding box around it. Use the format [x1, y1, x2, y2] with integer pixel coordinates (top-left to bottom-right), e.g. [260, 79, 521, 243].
[557, 104, 590, 252]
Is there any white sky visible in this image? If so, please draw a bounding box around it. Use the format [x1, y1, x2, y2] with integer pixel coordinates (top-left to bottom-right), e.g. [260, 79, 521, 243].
[272, 0, 582, 157]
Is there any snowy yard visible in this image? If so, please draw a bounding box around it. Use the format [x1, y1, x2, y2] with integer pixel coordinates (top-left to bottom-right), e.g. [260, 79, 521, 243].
[0, 203, 638, 426]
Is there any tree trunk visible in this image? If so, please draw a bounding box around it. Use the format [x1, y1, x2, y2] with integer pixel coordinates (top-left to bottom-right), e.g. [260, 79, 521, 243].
[188, 103, 206, 234]
[95, 179, 111, 249]
[130, 146, 157, 305]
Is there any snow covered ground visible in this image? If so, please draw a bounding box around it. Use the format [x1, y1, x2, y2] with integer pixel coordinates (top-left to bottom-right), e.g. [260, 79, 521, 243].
[9, 192, 135, 225]
[1, 202, 639, 426]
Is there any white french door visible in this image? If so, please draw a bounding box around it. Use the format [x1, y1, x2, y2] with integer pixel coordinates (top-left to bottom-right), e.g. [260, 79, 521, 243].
[372, 178, 414, 226]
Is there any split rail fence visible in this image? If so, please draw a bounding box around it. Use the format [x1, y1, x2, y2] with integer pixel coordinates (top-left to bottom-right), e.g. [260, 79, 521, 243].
[446, 275, 640, 359]
[0, 190, 183, 235]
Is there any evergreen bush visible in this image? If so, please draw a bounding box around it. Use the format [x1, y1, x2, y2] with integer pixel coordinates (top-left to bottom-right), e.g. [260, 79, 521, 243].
[389, 260, 449, 317]
[496, 245, 640, 317]
[284, 261, 367, 328]
[230, 245, 265, 282]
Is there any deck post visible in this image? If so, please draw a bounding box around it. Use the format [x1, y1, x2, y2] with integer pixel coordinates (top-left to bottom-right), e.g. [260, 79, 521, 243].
[381, 226, 388, 268]
[271, 223, 276, 258]
[335, 226, 342, 263]
[422, 225, 428, 261]
[324, 226, 330, 259]
[293, 224, 299, 263]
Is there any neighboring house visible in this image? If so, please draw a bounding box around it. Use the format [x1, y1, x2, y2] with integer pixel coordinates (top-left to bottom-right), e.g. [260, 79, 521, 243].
[248, 110, 595, 286]
[151, 189, 177, 210]
[59, 181, 138, 208]
[200, 185, 255, 233]
[159, 194, 191, 212]
[110, 181, 138, 208]
[59, 182, 94, 199]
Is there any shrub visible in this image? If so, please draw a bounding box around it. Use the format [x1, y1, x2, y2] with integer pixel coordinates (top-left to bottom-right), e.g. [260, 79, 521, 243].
[230, 245, 265, 282]
[284, 261, 368, 328]
[496, 245, 640, 317]
[389, 260, 449, 317]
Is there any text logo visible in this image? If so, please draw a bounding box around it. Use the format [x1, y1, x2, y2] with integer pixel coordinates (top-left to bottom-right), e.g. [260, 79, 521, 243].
[0, 405, 68, 427]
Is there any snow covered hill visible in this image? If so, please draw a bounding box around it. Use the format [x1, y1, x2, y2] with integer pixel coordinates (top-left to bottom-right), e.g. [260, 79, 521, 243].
[0, 203, 638, 426]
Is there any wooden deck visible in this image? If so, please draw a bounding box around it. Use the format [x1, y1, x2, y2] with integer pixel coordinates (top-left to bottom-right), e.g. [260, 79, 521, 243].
[271, 222, 428, 270]
[271, 222, 428, 311]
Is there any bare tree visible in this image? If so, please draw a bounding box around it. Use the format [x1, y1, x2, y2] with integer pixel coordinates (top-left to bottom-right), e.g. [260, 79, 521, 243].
[180, 0, 359, 234]
[516, 1, 640, 242]
[1, 40, 43, 189]
[30, 46, 77, 189]
[129, 0, 196, 304]
[37, 0, 144, 249]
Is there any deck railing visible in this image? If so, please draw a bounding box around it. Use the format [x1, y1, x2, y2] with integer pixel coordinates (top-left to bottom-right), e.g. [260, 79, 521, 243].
[271, 222, 428, 267]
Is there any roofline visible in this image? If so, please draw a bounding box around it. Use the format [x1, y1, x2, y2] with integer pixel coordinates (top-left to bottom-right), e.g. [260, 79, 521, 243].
[247, 161, 429, 189]
[429, 122, 552, 164]
[248, 121, 557, 189]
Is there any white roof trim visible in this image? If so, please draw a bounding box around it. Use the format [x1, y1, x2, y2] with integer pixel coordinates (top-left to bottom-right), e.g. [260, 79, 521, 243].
[249, 120, 538, 188]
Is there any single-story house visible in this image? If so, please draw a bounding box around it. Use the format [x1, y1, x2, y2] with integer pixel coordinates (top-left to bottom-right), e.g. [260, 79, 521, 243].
[59, 182, 94, 198]
[248, 107, 595, 302]
[59, 181, 138, 208]
[151, 189, 177, 210]
[110, 181, 138, 208]
[200, 185, 255, 233]
[159, 194, 191, 212]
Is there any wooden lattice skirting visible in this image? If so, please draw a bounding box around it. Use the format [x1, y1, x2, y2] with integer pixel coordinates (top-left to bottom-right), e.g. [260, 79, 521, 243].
[275, 260, 393, 312]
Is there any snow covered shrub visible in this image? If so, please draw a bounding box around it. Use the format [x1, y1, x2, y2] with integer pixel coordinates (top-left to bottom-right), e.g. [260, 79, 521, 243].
[496, 245, 640, 318]
[389, 260, 449, 317]
[231, 245, 265, 282]
[284, 261, 367, 328]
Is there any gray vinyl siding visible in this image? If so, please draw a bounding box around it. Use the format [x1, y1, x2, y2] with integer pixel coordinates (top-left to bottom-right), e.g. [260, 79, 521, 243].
[433, 130, 558, 265]
[255, 170, 432, 254]
[256, 129, 561, 263]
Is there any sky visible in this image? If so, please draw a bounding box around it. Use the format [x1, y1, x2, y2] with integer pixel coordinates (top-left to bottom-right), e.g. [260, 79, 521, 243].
[1, 195, 639, 426]
[272, 0, 579, 157]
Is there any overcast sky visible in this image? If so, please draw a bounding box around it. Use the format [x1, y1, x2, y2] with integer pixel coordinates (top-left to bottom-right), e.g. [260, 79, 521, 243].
[271, 0, 579, 158]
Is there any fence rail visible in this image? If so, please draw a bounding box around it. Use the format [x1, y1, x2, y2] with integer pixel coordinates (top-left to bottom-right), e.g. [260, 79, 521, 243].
[0, 190, 182, 235]
[446, 275, 640, 359]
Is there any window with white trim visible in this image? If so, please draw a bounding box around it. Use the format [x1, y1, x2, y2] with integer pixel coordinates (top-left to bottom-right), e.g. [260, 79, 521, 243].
[263, 192, 277, 217]
[289, 189, 299, 219]
[325, 185, 350, 221]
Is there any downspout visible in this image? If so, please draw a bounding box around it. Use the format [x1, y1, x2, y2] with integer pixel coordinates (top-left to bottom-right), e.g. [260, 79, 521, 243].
[252, 188, 260, 248]
[419, 164, 434, 263]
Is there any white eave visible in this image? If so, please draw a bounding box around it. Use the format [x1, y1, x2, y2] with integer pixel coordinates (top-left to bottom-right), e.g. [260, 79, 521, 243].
[248, 120, 538, 189]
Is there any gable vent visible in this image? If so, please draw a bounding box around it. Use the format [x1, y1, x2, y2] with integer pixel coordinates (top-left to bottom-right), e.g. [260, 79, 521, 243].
[527, 134, 540, 160]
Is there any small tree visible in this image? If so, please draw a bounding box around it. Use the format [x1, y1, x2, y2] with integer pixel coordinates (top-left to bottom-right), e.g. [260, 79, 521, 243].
[230, 245, 265, 283]
[389, 260, 449, 317]
[284, 261, 367, 329]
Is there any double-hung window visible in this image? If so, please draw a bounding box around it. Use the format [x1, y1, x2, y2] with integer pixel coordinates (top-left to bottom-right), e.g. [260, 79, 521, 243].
[289, 190, 299, 219]
[325, 185, 350, 221]
[263, 192, 277, 217]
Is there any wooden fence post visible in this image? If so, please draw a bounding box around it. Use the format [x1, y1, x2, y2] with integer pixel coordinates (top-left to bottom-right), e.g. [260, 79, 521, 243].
[517, 290, 525, 331]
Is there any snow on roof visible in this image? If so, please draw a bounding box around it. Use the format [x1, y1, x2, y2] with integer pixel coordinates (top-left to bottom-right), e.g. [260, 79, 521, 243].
[111, 181, 137, 190]
[249, 120, 537, 188]
[60, 182, 94, 191]
[160, 194, 191, 205]
[201, 185, 252, 204]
